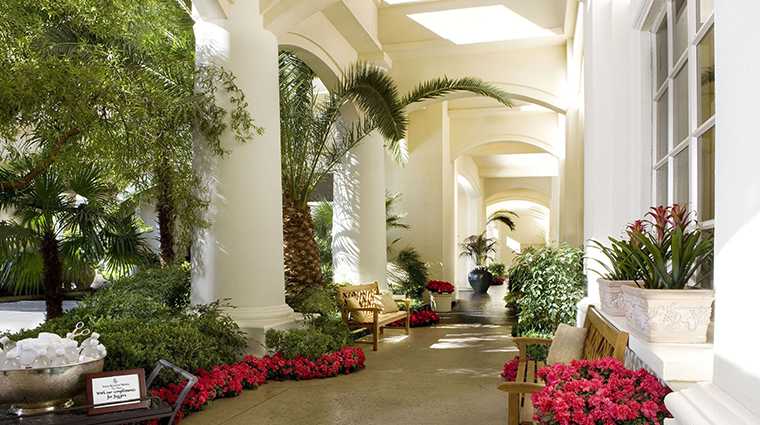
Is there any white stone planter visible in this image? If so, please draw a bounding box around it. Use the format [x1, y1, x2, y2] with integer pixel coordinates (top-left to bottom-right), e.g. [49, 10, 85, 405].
[597, 278, 637, 316]
[429, 292, 453, 312]
[621, 285, 714, 343]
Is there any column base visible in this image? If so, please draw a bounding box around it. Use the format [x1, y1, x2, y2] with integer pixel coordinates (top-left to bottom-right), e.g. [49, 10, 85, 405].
[226, 304, 301, 358]
[664, 382, 760, 425]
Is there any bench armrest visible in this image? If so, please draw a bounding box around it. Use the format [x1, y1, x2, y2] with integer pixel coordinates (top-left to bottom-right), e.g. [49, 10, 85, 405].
[512, 337, 553, 361]
[496, 381, 545, 394]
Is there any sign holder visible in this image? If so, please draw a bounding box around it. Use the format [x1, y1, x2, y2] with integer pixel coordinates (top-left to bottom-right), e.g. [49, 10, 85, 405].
[85, 369, 148, 415]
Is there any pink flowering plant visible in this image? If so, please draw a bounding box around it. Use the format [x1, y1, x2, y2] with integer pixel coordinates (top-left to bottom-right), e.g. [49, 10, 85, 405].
[147, 346, 365, 425]
[531, 357, 672, 425]
[500, 356, 530, 382]
[425, 280, 455, 294]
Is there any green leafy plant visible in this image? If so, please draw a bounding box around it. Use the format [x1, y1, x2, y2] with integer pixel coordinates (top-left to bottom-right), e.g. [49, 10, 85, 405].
[587, 237, 641, 281]
[507, 243, 587, 335]
[459, 231, 498, 267]
[488, 262, 507, 278]
[265, 326, 353, 360]
[387, 246, 430, 299]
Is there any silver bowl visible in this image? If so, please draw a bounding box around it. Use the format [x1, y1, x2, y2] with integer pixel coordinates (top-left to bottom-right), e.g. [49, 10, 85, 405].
[0, 358, 104, 415]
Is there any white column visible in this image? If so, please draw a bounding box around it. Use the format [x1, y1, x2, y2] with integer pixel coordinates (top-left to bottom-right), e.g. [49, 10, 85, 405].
[333, 131, 389, 291]
[191, 0, 295, 356]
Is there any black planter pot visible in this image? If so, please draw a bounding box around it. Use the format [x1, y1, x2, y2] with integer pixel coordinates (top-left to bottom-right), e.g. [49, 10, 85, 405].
[468, 268, 492, 294]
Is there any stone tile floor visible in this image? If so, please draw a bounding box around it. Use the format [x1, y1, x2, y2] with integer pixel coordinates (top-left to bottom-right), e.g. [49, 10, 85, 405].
[182, 283, 517, 425]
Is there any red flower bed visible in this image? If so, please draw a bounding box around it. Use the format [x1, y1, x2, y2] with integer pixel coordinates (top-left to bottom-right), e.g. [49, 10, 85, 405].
[531, 357, 671, 425]
[387, 310, 440, 327]
[425, 280, 455, 294]
[146, 346, 365, 424]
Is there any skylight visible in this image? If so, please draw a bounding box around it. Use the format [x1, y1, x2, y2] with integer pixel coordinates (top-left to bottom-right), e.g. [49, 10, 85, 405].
[408, 5, 556, 45]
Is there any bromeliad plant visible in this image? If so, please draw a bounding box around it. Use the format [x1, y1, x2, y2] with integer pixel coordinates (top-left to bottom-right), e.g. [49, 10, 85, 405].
[425, 280, 454, 294]
[620, 205, 713, 290]
[587, 225, 642, 282]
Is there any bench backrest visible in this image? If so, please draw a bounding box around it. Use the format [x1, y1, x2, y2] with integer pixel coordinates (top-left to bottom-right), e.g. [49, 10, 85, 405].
[582, 305, 629, 361]
[337, 282, 380, 309]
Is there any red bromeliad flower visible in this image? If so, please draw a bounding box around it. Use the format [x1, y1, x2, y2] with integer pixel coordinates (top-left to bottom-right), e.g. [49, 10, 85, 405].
[531, 358, 672, 425]
[645, 206, 672, 247]
[426, 280, 455, 294]
[146, 347, 366, 425]
[626, 220, 647, 247]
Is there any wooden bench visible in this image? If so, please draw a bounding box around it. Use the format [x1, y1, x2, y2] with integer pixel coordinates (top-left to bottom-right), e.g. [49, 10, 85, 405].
[497, 305, 629, 425]
[337, 282, 410, 351]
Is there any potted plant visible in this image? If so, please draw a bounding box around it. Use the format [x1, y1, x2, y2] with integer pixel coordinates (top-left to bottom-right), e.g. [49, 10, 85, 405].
[617, 205, 714, 343]
[488, 262, 507, 285]
[459, 232, 498, 293]
[425, 280, 455, 312]
[588, 222, 644, 316]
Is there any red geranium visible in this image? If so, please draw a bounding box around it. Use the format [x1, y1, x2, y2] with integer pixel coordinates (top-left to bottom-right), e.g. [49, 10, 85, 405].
[425, 280, 455, 294]
[531, 357, 671, 425]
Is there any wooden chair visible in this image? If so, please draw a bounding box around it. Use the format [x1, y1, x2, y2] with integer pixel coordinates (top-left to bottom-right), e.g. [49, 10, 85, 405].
[337, 282, 411, 351]
[497, 306, 629, 425]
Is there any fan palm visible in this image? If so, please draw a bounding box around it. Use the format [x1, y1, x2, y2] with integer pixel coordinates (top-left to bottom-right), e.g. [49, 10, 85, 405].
[0, 166, 152, 319]
[279, 51, 512, 294]
[487, 209, 519, 231]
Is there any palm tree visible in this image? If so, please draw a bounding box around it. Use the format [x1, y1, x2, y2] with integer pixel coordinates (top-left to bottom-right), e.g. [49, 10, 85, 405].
[487, 209, 519, 231]
[459, 232, 499, 267]
[0, 166, 151, 319]
[279, 51, 513, 294]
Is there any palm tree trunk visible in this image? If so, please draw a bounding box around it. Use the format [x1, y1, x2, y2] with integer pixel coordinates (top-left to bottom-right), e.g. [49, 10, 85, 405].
[282, 192, 323, 294]
[156, 162, 175, 266]
[40, 230, 64, 320]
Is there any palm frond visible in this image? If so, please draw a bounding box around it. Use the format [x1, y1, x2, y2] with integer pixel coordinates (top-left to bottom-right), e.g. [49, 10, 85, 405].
[487, 209, 519, 231]
[401, 76, 513, 108]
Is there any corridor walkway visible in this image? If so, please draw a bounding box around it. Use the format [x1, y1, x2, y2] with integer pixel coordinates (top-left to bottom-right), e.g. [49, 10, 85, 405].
[182, 284, 517, 425]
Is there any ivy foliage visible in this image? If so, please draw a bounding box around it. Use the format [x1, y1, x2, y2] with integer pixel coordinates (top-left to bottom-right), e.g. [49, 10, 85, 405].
[508, 243, 587, 337]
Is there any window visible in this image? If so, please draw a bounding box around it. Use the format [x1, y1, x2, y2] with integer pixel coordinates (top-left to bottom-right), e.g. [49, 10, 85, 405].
[650, 0, 714, 288]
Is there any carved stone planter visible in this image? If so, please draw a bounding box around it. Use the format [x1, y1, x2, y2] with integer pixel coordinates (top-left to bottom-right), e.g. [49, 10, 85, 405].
[598, 278, 637, 316]
[621, 285, 714, 343]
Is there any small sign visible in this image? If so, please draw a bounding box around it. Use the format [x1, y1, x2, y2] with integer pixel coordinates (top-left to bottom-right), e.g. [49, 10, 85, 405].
[86, 369, 148, 415]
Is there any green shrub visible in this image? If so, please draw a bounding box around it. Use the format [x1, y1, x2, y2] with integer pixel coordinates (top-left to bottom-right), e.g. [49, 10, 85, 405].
[508, 243, 586, 335]
[266, 316, 353, 360]
[488, 262, 507, 278]
[104, 263, 191, 310]
[2, 264, 245, 386]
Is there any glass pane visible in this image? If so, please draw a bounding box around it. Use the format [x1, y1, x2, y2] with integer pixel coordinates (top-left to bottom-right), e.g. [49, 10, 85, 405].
[656, 19, 669, 88]
[674, 65, 689, 143]
[674, 0, 688, 63]
[656, 166, 668, 207]
[699, 28, 715, 125]
[700, 0, 714, 25]
[656, 92, 669, 161]
[697, 228, 714, 290]
[674, 148, 689, 206]
[699, 127, 715, 221]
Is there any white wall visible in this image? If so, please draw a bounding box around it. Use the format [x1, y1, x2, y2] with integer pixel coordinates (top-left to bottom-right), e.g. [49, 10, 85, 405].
[711, 0, 760, 416]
